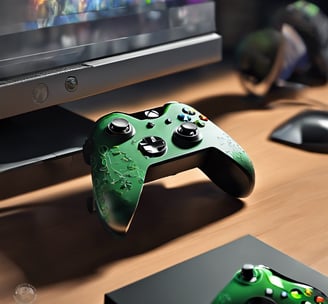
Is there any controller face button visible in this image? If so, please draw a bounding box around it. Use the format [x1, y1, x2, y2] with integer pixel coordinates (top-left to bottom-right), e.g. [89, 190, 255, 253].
[315, 296, 326, 303]
[194, 120, 206, 128]
[108, 118, 133, 135]
[290, 289, 302, 299]
[305, 288, 313, 297]
[138, 136, 167, 157]
[182, 107, 196, 115]
[199, 114, 209, 121]
[144, 109, 160, 118]
[177, 113, 192, 122]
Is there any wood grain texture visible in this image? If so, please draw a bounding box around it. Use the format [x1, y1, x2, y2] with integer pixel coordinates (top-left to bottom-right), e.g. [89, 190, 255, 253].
[1, 63, 328, 304]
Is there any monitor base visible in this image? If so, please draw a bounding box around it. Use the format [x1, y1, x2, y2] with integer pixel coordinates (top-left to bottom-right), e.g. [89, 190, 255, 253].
[0, 106, 94, 199]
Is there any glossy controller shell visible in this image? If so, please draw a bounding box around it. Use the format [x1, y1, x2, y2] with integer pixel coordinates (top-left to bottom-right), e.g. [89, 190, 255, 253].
[212, 264, 328, 304]
[84, 102, 255, 233]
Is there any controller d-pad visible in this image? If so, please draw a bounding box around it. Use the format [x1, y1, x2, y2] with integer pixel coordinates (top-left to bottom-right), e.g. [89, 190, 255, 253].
[139, 136, 167, 157]
[246, 297, 276, 304]
[173, 122, 203, 148]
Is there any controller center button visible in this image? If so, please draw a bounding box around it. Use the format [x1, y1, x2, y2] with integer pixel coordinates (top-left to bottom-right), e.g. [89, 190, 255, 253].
[265, 288, 273, 297]
[144, 110, 160, 118]
[138, 136, 167, 157]
[241, 264, 256, 281]
[173, 122, 203, 148]
[108, 118, 133, 134]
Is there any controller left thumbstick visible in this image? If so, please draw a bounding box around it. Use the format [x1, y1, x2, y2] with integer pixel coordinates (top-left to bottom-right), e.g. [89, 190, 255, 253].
[241, 264, 256, 281]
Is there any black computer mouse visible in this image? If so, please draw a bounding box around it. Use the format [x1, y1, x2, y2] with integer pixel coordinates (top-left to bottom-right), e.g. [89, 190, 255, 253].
[270, 110, 328, 153]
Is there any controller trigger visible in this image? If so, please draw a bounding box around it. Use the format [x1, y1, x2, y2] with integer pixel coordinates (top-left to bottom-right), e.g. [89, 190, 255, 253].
[86, 196, 96, 213]
[82, 138, 93, 165]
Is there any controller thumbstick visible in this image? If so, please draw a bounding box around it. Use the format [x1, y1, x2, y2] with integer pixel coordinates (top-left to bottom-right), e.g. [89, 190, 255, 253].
[173, 122, 203, 148]
[107, 118, 135, 142]
[178, 122, 198, 136]
[241, 264, 255, 281]
[108, 118, 131, 134]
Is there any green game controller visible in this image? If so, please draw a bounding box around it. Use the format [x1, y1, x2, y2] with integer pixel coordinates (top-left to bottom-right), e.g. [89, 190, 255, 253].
[83, 102, 255, 233]
[212, 264, 328, 304]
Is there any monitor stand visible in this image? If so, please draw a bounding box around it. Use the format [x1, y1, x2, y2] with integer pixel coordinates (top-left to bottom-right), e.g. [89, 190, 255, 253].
[0, 106, 94, 199]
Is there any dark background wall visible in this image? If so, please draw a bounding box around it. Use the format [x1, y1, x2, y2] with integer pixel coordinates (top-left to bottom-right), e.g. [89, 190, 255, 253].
[215, 0, 328, 55]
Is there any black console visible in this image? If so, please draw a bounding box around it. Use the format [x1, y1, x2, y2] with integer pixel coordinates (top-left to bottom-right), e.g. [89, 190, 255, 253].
[0, 106, 93, 199]
[105, 235, 328, 304]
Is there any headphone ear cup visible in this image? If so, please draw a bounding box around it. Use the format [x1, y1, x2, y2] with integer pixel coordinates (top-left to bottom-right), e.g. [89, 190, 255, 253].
[236, 28, 282, 83]
[273, 1, 328, 80]
[235, 28, 284, 96]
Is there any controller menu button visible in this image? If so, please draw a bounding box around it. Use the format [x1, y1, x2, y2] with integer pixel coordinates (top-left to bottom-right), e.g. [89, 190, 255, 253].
[265, 288, 273, 297]
[165, 118, 172, 124]
[139, 136, 167, 157]
[173, 122, 203, 148]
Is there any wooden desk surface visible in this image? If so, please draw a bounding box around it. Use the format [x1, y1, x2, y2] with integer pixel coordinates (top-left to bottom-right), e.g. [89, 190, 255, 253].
[1, 63, 328, 304]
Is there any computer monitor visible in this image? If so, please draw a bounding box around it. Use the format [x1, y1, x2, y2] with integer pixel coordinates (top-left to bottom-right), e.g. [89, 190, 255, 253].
[0, 0, 221, 120]
[0, 0, 221, 199]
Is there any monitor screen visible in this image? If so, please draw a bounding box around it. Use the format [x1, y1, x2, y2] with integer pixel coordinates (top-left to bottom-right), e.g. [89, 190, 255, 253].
[0, 0, 221, 119]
